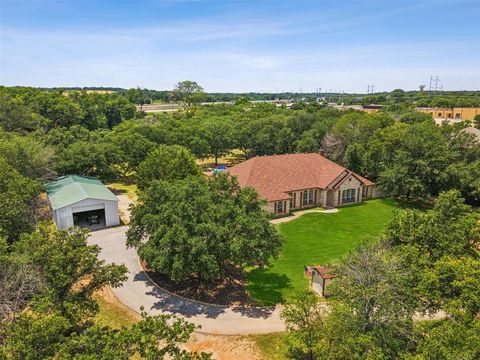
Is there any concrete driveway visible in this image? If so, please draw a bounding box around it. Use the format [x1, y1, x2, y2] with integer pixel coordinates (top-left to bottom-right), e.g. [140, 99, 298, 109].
[88, 226, 285, 335]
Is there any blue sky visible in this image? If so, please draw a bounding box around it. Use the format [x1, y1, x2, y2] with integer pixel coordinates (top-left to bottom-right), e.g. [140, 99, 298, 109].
[1, 0, 479, 92]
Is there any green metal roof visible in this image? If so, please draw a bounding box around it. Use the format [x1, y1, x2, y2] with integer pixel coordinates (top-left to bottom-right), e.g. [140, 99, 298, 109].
[45, 175, 118, 210]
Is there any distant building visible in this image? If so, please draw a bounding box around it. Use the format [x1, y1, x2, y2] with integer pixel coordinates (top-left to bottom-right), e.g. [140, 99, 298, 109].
[45, 175, 120, 230]
[417, 107, 480, 121]
[226, 153, 378, 215]
[330, 104, 383, 114]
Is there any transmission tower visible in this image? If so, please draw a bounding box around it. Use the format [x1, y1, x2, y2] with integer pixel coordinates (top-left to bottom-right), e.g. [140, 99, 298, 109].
[434, 76, 441, 93]
[429, 75, 441, 92]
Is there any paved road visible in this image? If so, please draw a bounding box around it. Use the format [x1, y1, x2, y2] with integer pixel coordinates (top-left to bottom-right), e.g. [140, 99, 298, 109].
[88, 226, 285, 335]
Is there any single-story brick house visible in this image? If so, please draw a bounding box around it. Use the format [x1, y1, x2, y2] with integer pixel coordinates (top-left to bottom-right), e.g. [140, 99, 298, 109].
[225, 153, 378, 215]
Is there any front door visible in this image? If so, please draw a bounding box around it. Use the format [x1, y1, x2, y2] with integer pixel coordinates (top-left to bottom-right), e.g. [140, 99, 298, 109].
[325, 190, 335, 207]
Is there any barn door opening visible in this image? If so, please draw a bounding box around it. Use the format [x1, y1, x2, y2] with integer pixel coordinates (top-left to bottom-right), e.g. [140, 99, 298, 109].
[73, 209, 106, 230]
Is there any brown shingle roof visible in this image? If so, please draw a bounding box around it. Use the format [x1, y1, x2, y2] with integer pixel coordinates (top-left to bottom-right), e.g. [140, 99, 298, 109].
[226, 153, 374, 202]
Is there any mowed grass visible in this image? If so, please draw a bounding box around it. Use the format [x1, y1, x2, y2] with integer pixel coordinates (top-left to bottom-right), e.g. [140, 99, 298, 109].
[247, 198, 401, 305]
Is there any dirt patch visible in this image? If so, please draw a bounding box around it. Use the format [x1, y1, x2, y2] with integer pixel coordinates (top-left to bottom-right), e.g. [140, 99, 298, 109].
[116, 194, 132, 224]
[95, 287, 267, 359]
[187, 333, 263, 360]
[141, 261, 255, 306]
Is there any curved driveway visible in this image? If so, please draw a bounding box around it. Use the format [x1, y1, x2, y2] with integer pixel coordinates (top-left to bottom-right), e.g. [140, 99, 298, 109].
[88, 226, 285, 335]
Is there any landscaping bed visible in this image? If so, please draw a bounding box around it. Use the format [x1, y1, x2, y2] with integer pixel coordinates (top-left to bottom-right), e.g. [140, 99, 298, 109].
[141, 261, 256, 307]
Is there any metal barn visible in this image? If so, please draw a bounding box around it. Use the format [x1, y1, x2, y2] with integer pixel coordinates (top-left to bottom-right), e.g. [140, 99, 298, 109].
[45, 175, 120, 230]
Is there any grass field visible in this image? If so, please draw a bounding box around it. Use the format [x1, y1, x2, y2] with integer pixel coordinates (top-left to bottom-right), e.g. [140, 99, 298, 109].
[108, 182, 138, 201]
[247, 198, 401, 305]
[196, 149, 246, 168]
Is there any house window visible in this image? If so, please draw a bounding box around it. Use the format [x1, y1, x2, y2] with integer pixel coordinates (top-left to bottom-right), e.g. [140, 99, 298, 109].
[342, 189, 356, 204]
[455, 113, 461, 119]
[362, 187, 368, 199]
[289, 192, 296, 209]
[302, 190, 315, 206]
[276, 201, 285, 214]
[438, 112, 442, 117]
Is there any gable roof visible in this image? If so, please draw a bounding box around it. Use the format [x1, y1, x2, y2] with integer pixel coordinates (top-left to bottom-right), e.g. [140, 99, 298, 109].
[225, 153, 374, 202]
[45, 175, 118, 210]
[330, 170, 374, 190]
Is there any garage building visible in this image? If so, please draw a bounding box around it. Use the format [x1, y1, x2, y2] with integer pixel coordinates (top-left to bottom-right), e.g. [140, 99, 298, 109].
[46, 175, 120, 230]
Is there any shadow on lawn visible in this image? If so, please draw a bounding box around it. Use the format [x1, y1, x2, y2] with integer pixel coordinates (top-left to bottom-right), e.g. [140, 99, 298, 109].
[247, 269, 292, 306]
[108, 187, 128, 195]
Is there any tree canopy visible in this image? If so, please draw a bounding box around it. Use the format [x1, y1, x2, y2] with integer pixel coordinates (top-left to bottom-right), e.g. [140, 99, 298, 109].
[127, 173, 283, 282]
[173, 81, 206, 109]
[136, 144, 201, 190]
[1, 224, 209, 359]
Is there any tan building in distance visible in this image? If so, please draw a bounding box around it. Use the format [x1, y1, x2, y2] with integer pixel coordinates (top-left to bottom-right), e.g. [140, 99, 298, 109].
[417, 107, 480, 120]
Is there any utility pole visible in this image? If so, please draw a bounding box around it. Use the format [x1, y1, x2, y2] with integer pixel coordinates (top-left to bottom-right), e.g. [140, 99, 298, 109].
[429, 75, 434, 91]
[371, 84, 374, 94]
[367, 85, 370, 94]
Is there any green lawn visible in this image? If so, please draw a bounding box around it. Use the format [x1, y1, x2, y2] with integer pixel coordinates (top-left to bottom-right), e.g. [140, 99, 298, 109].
[248, 333, 286, 360]
[247, 198, 401, 305]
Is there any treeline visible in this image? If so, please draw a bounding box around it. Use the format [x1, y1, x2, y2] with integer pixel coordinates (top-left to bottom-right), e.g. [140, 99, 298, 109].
[13, 85, 480, 107]
[1, 86, 479, 207]
[343, 89, 480, 108]
[126, 89, 480, 107]
[0, 86, 137, 131]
